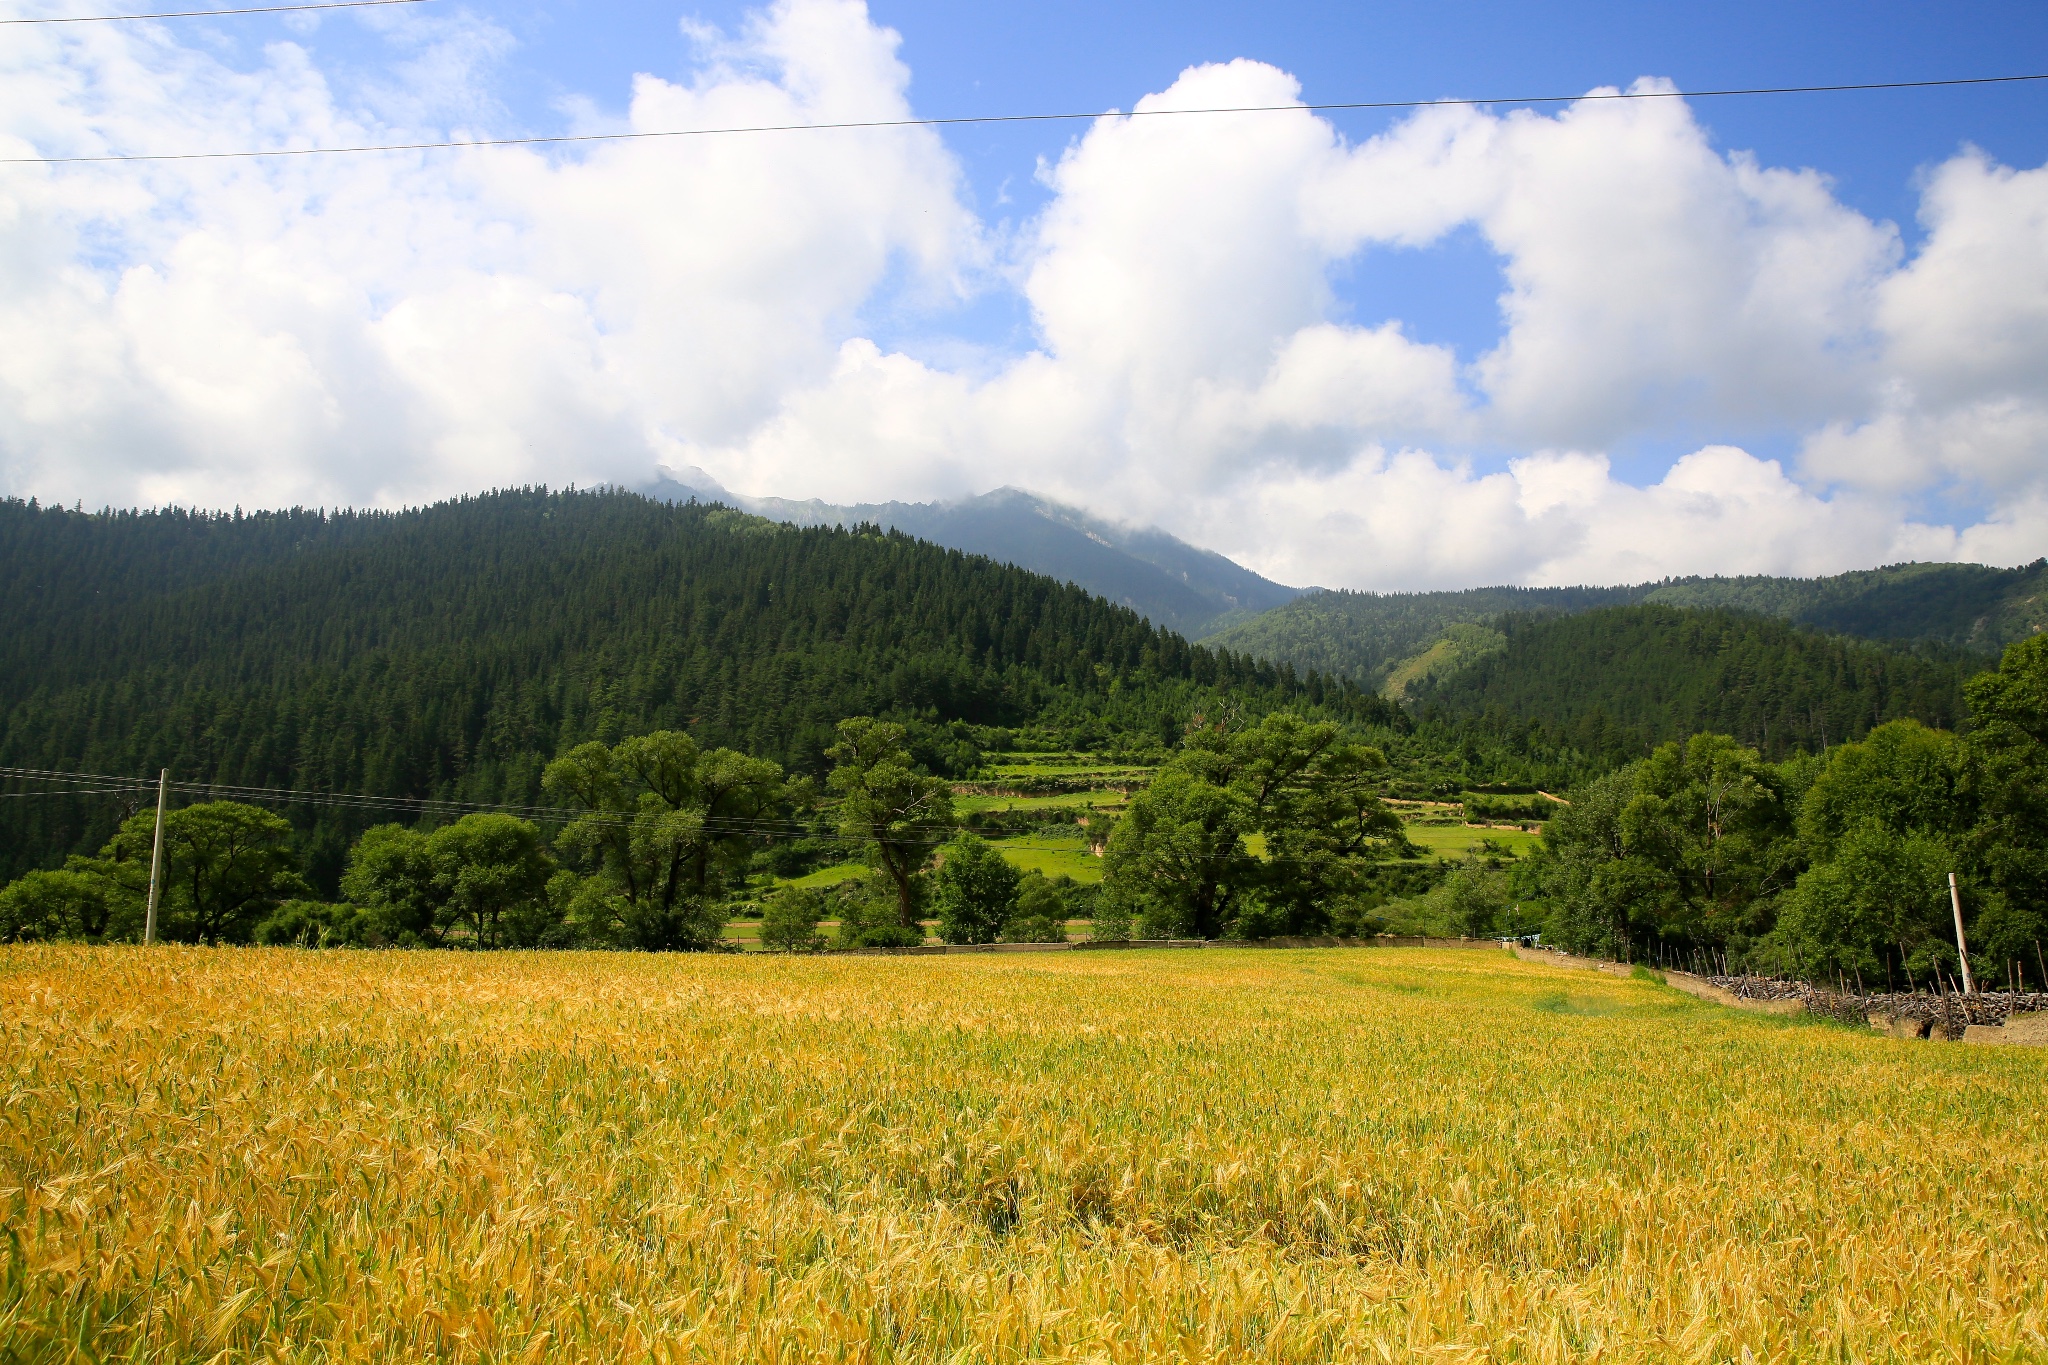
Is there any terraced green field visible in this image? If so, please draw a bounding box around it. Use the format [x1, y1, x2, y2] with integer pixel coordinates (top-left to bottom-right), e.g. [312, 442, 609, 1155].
[974, 755, 1156, 793]
[955, 790, 1126, 814]
[773, 861, 870, 890]
[982, 751, 1155, 777]
[1399, 822, 1547, 858]
[987, 834, 1104, 884]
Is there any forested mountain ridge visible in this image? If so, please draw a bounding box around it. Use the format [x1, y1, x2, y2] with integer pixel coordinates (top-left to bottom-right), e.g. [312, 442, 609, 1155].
[1199, 559, 2045, 687]
[1411, 605, 1980, 764]
[1196, 584, 1645, 688]
[0, 490, 1387, 886]
[1642, 559, 2048, 650]
[649, 473, 1301, 636]
[1, 501, 392, 634]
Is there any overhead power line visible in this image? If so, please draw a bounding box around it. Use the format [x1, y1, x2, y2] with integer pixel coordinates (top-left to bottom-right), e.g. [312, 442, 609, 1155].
[0, 764, 699, 831]
[1, 0, 429, 23]
[0, 764, 826, 836]
[0, 763, 1449, 862]
[2, 71, 2044, 166]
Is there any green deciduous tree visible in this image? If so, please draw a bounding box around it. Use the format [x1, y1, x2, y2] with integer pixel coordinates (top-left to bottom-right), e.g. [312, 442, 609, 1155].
[1538, 735, 1796, 962]
[759, 887, 827, 952]
[339, 824, 442, 945]
[1002, 871, 1073, 943]
[545, 731, 796, 951]
[1228, 713, 1407, 937]
[431, 814, 558, 948]
[337, 814, 557, 947]
[1100, 767, 1253, 940]
[1617, 734, 1798, 948]
[1423, 855, 1513, 939]
[1534, 768, 1661, 961]
[1961, 634, 2048, 985]
[833, 873, 927, 948]
[0, 868, 126, 943]
[1802, 719, 1970, 852]
[1099, 712, 1405, 940]
[932, 834, 1020, 945]
[827, 718, 953, 928]
[1772, 822, 1954, 983]
[1763, 720, 1970, 983]
[86, 801, 309, 944]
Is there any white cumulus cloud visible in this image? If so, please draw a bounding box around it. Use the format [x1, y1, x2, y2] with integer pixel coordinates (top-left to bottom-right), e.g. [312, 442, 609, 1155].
[0, 0, 973, 509]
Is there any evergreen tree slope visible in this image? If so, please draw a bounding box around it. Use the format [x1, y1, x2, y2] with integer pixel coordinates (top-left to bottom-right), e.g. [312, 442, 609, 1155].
[1640, 559, 2048, 650]
[1197, 585, 1645, 687]
[1412, 605, 1979, 762]
[0, 490, 1386, 884]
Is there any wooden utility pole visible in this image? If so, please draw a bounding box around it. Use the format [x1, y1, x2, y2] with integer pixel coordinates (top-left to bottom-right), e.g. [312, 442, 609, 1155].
[1948, 872, 1974, 995]
[144, 769, 167, 945]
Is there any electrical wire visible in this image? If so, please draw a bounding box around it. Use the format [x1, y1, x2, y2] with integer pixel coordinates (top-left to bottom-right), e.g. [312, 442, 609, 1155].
[3, 72, 2044, 166]
[1, 0, 428, 23]
[0, 764, 819, 834]
[0, 763, 1434, 862]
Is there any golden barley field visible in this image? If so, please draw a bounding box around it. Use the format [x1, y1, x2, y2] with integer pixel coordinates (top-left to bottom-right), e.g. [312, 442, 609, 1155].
[3, 946, 2045, 1364]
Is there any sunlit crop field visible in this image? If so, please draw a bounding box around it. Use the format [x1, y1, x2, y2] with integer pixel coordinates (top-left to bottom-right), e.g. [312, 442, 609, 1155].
[3, 947, 2045, 1363]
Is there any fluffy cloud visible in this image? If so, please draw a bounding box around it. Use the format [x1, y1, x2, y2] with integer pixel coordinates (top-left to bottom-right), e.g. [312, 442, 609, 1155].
[1, 2, 2044, 589]
[1799, 153, 2048, 502]
[1152, 446, 1963, 591]
[706, 56, 2046, 585]
[0, 0, 972, 508]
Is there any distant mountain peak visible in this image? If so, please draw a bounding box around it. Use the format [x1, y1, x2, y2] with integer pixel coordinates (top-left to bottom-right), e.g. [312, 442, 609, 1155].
[647, 465, 734, 502]
[639, 471, 1301, 636]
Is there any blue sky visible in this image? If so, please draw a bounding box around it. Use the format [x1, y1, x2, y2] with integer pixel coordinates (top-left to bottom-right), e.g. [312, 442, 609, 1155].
[322, 0, 2048, 355]
[4, 0, 2047, 586]
[535, 1, 2048, 222]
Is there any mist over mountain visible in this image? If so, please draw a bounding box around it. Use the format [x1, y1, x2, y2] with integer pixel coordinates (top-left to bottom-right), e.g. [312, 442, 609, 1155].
[648, 470, 1301, 638]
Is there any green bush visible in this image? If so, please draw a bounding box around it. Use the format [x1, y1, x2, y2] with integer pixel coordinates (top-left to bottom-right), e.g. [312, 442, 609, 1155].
[253, 900, 380, 948]
[0, 868, 128, 943]
[760, 888, 828, 952]
[835, 875, 928, 949]
[934, 835, 1021, 945]
[1000, 870, 1071, 943]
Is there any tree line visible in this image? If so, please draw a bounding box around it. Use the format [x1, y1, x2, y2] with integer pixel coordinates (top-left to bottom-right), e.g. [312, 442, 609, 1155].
[0, 718, 1096, 953]
[1515, 631, 2048, 989]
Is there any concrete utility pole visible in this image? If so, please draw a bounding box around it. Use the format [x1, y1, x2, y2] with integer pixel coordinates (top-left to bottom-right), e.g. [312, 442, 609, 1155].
[144, 769, 167, 946]
[1949, 872, 1975, 994]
